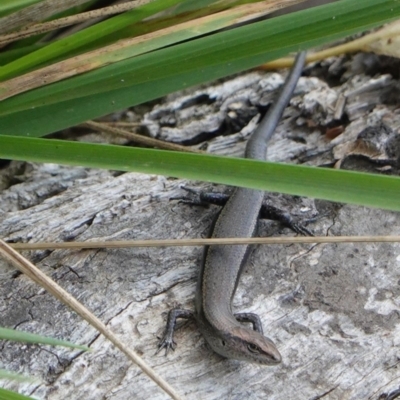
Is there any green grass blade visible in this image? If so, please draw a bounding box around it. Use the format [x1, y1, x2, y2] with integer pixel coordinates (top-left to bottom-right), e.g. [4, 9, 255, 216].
[1, 0, 399, 137]
[0, 0, 95, 35]
[4, 0, 100, 52]
[0, 0, 257, 78]
[0, 45, 43, 66]
[0, 327, 89, 351]
[0, 5, 262, 100]
[0, 135, 399, 211]
[0, 388, 36, 400]
[0, 0, 185, 80]
[0, 370, 35, 384]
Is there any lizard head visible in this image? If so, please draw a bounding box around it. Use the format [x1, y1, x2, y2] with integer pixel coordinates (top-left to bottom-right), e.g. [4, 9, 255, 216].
[207, 325, 282, 365]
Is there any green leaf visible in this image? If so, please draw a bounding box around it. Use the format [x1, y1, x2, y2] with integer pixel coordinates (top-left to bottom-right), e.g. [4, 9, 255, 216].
[0, 387, 36, 400]
[0, 45, 43, 66]
[0, 0, 399, 137]
[0, 370, 35, 384]
[0, 327, 89, 351]
[0, 0, 185, 80]
[1, 135, 399, 211]
[0, 4, 257, 100]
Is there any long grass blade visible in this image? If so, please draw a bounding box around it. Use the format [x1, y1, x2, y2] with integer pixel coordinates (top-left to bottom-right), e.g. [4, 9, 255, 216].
[1, 0, 399, 137]
[0, 135, 399, 211]
[0, 327, 89, 350]
[0, 240, 183, 400]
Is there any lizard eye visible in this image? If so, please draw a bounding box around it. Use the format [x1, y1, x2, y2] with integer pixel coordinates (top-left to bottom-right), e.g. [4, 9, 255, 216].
[247, 344, 260, 354]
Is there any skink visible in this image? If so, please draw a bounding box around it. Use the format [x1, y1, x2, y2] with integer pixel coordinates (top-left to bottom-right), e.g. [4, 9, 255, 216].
[159, 51, 307, 364]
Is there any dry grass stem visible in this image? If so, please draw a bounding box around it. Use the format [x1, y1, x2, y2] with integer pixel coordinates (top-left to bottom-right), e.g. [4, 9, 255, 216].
[9, 235, 400, 250]
[83, 120, 203, 153]
[0, 239, 183, 400]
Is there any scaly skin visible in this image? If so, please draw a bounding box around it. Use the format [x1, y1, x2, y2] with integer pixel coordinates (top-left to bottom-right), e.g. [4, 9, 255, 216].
[158, 52, 307, 364]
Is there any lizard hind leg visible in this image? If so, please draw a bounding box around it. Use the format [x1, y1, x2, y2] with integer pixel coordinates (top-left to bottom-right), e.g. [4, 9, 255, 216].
[259, 202, 315, 236]
[234, 312, 264, 334]
[157, 308, 194, 355]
